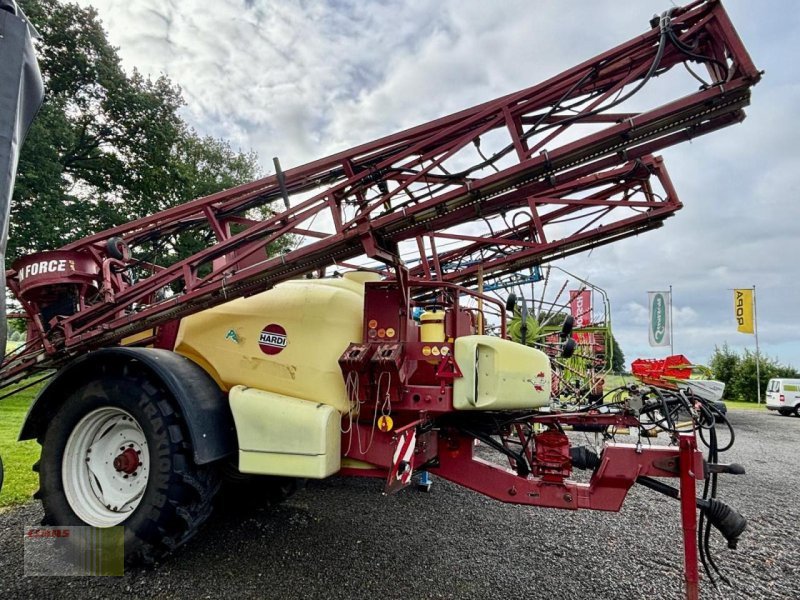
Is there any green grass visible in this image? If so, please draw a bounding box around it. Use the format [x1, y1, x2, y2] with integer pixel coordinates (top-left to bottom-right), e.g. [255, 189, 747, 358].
[720, 399, 767, 411]
[0, 383, 43, 508]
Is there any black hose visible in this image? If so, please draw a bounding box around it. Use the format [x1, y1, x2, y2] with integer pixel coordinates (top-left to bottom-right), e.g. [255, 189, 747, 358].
[698, 425, 734, 586]
[443, 9, 674, 182]
[642, 387, 684, 433]
[460, 426, 529, 477]
[697, 402, 734, 452]
[698, 426, 716, 586]
[666, 27, 731, 82]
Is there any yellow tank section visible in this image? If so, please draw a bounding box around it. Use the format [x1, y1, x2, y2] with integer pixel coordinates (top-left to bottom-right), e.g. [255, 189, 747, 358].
[419, 310, 446, 343]
[229, 386, 341, 478]
[453, 335, 551, 410]
[174, 274, 377, 413]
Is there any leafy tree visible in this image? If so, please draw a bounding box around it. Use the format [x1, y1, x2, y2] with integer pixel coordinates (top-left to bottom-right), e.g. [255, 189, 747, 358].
[607, 334, 625, 373]
[7, 319, 26, 337]
[710, 344, 799, 402]
[9, 0, 265, 265]
[709, 343, 740, 390]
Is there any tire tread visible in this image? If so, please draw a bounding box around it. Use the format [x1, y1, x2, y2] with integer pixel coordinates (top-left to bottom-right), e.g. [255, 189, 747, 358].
[36, 364, 220, 566]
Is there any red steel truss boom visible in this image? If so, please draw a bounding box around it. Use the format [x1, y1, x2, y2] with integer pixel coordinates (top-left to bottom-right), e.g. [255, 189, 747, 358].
[407, 155, 681, 287]
[3, 0, 760, 383]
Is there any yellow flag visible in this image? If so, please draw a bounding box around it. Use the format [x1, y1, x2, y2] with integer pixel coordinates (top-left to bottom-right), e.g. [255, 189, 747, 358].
[734, 288, 754, 334]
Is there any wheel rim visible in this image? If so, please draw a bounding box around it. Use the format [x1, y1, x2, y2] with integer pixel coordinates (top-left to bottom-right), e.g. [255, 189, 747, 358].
[62, 407, 150, 527]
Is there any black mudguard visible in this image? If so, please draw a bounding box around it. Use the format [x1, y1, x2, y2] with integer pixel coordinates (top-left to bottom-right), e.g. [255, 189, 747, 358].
[19, 347, 236, 464]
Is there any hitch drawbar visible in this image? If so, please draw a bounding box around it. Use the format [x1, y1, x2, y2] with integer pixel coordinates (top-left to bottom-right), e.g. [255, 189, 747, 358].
[572, 442, 747, 548]
[572, 433, 746, 600]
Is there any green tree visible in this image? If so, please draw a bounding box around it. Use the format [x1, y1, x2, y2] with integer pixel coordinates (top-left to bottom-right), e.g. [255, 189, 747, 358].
[7, 318, 27, 337]
[607, 334, 625, 373]
[709, 343, 740, 392]
[10, 0, 264, 264]
[728, 349, 762, 402]
[710, 344, 799, 402]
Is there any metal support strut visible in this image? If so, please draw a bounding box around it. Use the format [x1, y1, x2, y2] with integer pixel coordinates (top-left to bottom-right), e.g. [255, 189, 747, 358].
[679, 433, 700, 600]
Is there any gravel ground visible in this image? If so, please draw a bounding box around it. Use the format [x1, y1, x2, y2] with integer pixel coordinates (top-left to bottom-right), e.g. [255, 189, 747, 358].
[0, 410, 798, 600]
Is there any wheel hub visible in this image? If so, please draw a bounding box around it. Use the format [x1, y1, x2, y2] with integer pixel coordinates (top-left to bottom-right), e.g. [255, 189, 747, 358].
[113, 447, 141, 475]
[62, 407, 150, 527]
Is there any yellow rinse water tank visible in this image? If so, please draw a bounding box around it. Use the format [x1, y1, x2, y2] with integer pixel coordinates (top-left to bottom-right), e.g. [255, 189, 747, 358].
[174, 274, 377, 413]
[420, 309, 446, 343]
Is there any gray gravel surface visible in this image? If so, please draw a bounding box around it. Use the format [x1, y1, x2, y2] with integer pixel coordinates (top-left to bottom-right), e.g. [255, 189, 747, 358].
[1, 410, 798, 599]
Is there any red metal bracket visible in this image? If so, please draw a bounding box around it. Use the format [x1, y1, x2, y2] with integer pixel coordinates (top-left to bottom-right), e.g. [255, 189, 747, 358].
[679, 433, 700, 600]
[434, 355, 462, 393]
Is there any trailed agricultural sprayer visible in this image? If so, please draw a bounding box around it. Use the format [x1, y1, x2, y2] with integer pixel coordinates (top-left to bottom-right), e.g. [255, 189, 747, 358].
[0, 1, 760, 597]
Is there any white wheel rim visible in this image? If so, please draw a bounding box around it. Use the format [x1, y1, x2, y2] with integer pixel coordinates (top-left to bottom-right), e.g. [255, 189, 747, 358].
[62, 407, 150, 527]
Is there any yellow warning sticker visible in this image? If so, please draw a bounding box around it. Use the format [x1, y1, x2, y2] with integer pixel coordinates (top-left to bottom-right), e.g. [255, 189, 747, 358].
[431, 346, 441, 356]
[386, 327, 396, 338]
[422, 346, 431, 356]
[378, 415, 394, 432]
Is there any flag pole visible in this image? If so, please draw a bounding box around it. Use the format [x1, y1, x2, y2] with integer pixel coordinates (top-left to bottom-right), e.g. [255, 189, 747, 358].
[753, 284, 762, 404]
[669, 284, 674, 355]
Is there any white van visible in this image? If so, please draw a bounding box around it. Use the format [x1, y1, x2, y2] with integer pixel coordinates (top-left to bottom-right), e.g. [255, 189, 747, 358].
[765, 378, 800, 416]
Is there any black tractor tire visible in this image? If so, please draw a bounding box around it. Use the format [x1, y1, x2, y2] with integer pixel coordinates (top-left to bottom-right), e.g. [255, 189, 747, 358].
[36, 366, 220, 566]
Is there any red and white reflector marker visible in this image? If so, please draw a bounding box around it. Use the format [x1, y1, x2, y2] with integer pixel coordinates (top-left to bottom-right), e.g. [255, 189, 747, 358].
[385, 430, 416, 494]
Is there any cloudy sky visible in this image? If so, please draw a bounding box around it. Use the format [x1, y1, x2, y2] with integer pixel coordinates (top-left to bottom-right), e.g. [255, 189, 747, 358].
[73, 0, 799, 373]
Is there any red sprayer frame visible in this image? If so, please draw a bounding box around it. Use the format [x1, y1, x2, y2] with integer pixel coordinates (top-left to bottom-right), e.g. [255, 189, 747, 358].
[2, 0, 760, 387]
[334, 279, 718, 600]
[340, 411, 706, 600]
